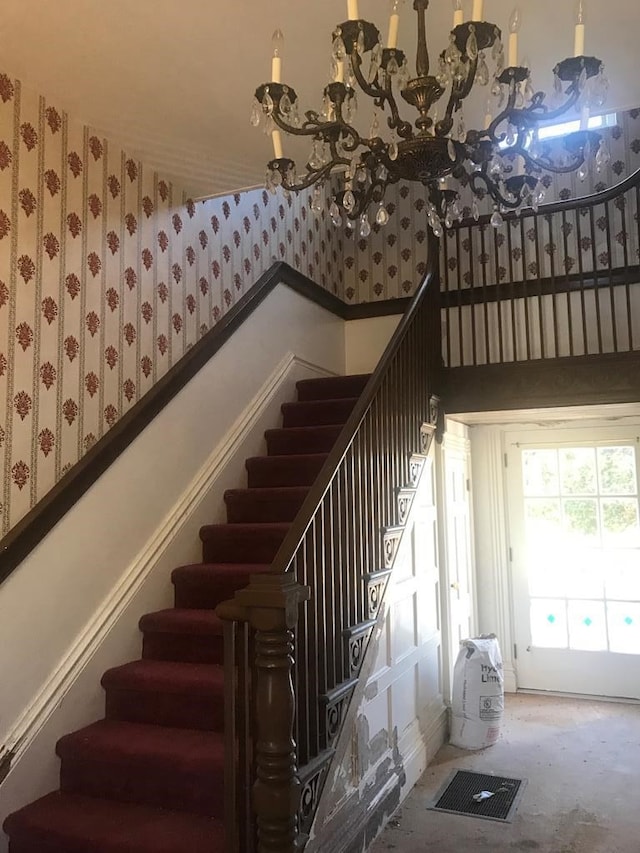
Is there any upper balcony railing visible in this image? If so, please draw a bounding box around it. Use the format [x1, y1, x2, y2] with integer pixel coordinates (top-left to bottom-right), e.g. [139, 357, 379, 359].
[440, 167, 640, 368]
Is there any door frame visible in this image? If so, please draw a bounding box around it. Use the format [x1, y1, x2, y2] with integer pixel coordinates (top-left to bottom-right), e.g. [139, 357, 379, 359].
[467, 407, 640, 696]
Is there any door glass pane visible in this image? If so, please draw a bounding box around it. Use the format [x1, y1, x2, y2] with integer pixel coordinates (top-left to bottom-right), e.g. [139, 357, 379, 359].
[567, 600, 608, 651]
[565, 549, 605, 599]
[602, 499, 640, 547]
[598, 446, 637, 496]
[530, 599, 568, 648]
[605, 550, 640, 600]
[607, 602, 640, 654]
[522, 449, 559, 496]
[562, 498, 599, 541]
[525, 499, 561, 545]
[559, 448, 597, 495]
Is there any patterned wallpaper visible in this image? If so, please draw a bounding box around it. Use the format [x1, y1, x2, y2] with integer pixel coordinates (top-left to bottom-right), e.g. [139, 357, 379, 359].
[2, 60, 639, 538]
[341, 180, 431, 304]
[0, 71, 340, 535]
[442, 109, 640, 293]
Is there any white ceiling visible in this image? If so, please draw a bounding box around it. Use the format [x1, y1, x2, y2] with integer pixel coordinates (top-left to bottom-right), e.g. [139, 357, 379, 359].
[3, 0, 639, 198]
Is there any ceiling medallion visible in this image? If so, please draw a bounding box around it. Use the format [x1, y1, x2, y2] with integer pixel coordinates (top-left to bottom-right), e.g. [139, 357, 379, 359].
[251, 0, 610, 237]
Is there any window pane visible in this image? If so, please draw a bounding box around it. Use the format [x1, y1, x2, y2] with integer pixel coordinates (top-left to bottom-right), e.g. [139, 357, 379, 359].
[525, 499, 562, 542]
[530, 599, 568, 648]
[559, 448, 597, 495]
[607, 602, 640, 654]
[565, 549, 605, 599]
[567, 600, 608, 651]
[563, 498, 599, 541]
[601, 499, 640, 547]
[598, 446, 637, 496]
[604, 550, 640, 600]
[523, 449, 559, 496]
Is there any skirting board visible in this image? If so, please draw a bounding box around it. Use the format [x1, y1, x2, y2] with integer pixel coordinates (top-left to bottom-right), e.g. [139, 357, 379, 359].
[0, 352, 334, 781]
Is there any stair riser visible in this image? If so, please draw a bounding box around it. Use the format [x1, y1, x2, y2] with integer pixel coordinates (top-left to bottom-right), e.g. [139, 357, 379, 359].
[265, 427, 342, 456]
[142, 633, 224, 664]
[200, 528, 288, 563]
[281, 399, 357, 428]
[59, 761, 223, 819]
[224, 493, 307, 523]
[172, 568, 255, 610]
[295, 375, 369, 401]
[105, 691, 223, 732]
[246, 457, 327, 488]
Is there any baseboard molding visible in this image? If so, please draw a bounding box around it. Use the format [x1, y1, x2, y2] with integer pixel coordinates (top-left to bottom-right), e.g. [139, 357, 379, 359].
[504, 663, 518, 694]
[0, 352, 333, 781]
[399, 701, 448, 795]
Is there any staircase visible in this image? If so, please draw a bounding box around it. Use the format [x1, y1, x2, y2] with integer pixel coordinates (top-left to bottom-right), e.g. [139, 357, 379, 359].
[3, 373, 370, 853]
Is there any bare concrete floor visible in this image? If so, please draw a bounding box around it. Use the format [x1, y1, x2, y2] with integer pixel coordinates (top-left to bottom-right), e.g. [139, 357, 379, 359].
[370, 693, 640, 853]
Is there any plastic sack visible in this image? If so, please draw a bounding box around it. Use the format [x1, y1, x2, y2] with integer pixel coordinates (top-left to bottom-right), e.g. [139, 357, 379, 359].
[450, 634, 504, 750]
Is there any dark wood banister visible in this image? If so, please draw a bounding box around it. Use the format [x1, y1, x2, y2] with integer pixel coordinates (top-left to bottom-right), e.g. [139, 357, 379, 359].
[268, 228, 441, 578]
[217, 228, 441, 853]
[0, 264, 376, 587]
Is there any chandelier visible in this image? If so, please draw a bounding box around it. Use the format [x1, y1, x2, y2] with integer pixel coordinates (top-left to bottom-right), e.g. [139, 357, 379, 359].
[251, 0, 610, 237]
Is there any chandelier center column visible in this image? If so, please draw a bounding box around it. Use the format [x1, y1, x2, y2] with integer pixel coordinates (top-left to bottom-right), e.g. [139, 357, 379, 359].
[414, 0, 430, 77]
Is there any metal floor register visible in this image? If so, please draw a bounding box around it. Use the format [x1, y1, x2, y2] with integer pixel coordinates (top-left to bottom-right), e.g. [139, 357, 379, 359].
[429, 770, 526, 823]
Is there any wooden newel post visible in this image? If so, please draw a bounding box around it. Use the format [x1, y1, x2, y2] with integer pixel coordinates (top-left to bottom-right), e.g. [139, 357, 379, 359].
[236, 572, 311, 853]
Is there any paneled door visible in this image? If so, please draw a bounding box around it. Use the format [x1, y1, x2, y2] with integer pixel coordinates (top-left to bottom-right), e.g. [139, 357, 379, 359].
[507, 427, 640, 699]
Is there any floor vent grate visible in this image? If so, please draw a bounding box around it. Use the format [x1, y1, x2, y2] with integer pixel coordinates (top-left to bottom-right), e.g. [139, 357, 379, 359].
[429, 770, 526, 822]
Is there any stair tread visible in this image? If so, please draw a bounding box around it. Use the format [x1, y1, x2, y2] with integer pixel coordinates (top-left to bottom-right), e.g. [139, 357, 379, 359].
[57, 720, 224, 766]
[200, 521, 291, 534]
[172, 561, 270, 579]
[102, 659, 224, 694]
[4, 791, 225, 852]
[140, 609, 224, 635]
[246, 452, 329, 466]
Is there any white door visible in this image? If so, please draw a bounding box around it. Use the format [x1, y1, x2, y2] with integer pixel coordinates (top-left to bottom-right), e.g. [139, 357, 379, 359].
[508, 428, 640, 699]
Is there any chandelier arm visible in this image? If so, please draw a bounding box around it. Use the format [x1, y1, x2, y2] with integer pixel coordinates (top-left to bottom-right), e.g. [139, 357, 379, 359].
[348, 176, 389, 220]
[350, 51, 413, 139]
[436, 56, 478, 137]
[282, 160, 344, 193]
[271, 111, 343, 139]
[469, 169, 520, 210]
[509, 88, 581, 128]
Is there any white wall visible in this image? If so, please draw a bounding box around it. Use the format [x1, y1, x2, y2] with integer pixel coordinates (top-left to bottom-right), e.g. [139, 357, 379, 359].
[344, 315, 401, 375]
[308, 449, 447, 852]
[0, 283, 346, 843]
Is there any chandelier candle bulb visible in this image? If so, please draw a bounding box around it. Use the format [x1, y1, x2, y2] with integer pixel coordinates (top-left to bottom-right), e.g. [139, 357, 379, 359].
[452, 0, 464, 28]
[336, 59, 345, 83]
[271, 29, 284, 83]
[387, 0, 402, 49]
[574, 0, 586, 56]
[348, 0, 360, 20]
[508, 8, 521, 67]
[472, 0, 484, 21]
[272, 130, 283, 159]
[580, 105, 590, 130]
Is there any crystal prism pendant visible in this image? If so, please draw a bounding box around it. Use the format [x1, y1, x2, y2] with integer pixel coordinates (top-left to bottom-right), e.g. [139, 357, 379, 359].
[280, 93, 292, 117]
[343, 189, 356, 212]
[376, 204, 390, 226]
[472, 198, 480, 221]
[448, 139, 457, 162]
[329, 200, 342, 227]
[359, 213, 372, 238]
[250, 99, 261, 127]
[467, 29, 479, 61]
[490, 207, 504, 228]
[332, 33, 346, 61]
[389, 139, 399, 161]
[262, 91, 275, 115]
[457, 114, 466, 143]
[476, 53, 490, 86]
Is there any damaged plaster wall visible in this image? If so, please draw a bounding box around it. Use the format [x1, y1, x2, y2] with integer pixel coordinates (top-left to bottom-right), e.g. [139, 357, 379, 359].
[307, 449, 448, 853]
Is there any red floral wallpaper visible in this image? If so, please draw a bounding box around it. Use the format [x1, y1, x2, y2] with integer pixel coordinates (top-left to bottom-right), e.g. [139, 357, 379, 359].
[0, 72, 337, 535]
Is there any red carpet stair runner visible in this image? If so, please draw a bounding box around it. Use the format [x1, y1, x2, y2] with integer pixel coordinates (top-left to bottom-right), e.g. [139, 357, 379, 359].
[3, 373, 370, 853]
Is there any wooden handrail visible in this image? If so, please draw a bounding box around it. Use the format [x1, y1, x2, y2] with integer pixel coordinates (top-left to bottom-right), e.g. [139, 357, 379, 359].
[218, 229, 442, 852]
